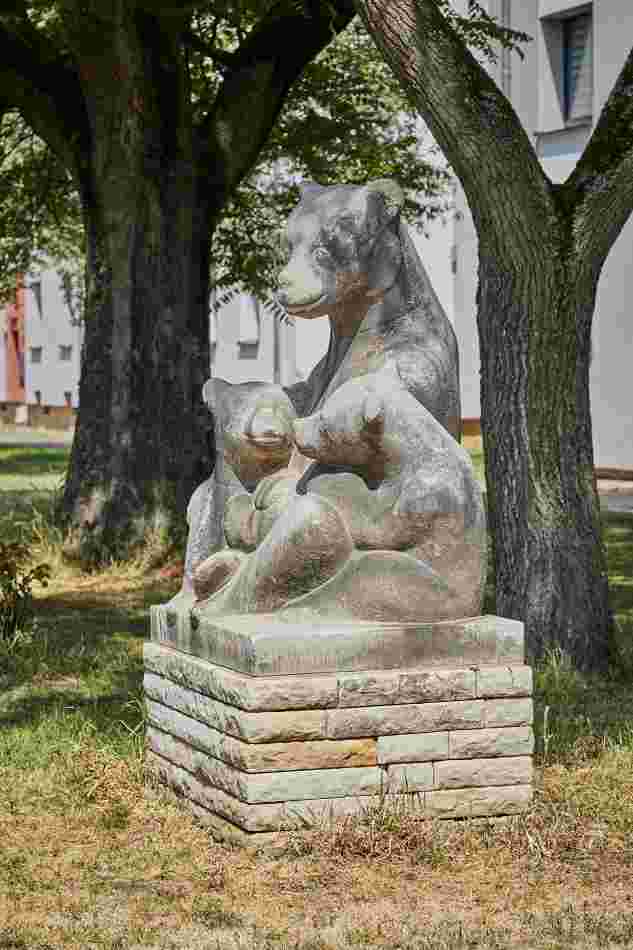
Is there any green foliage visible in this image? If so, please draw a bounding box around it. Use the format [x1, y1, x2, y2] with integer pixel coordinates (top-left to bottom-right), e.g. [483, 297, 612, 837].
[0, 541, 51, 652]
[434, 0, 533, 64]
[0, 109, 85, 310]
[0, 3, 456, 324]
[0, 1, 534, 323]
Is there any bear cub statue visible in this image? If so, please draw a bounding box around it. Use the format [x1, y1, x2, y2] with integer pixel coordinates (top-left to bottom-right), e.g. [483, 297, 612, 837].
[194, 373, 487, 623]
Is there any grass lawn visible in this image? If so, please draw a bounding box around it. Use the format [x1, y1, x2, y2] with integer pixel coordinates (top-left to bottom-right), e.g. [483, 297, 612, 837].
[1, 442, 633, 949]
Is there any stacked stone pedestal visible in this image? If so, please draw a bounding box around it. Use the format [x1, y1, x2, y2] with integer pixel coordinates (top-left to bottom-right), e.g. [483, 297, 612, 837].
[144, 611, 533, 848]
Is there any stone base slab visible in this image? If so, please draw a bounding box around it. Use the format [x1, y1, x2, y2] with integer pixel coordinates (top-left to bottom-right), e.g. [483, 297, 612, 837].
[143, 619, 533, 846]
[149, 608, 524, 675]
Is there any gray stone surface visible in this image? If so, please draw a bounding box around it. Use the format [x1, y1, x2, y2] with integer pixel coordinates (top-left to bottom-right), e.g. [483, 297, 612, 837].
[173, 178, 482, 623]
[143, 642, 534, 839]
[433, 756, 532, 789]
[144, 672, 326, 743]
[149, 612, 525, 675]
[143, 641, 340, 711]
[377, 732, 450, 764]
[475, 667, 533, 698]
[146, 750, 531, 830]
[448, 727, 534, 759]
[147, 728, 386, 803]
[398, 669, 476, 703]
[146, 701, 377, 771]
[326, 700, 486, 739]
[387, 762, 435, 793]
[146, 751, 400, 832]
[425, 786, 532, 819]
[484, 699, 533, 728]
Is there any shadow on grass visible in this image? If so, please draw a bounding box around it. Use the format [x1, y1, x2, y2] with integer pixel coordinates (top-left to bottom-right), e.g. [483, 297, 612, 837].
[0, 446, 70, 477]
[0, 581, 179, 735]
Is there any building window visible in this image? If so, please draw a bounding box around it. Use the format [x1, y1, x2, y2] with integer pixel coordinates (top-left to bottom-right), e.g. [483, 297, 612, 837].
[563, 12, 592, 123]
[28, 279, 43, 319]
[64, 391, 72, 407]
[35, 390, 42, 405]
[238, 294, 260, 359]
[500, 0, 512, 97]
[58, 344, 72, 361]
[30, 346, 43, 364]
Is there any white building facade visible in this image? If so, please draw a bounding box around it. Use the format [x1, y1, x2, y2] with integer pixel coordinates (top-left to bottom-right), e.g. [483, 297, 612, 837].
[23, 264, 83, 409]
[450, 0, 633, 466]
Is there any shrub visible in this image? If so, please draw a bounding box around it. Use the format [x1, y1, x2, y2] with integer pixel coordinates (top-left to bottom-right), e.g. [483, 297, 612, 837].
[0, 541, 51, 651]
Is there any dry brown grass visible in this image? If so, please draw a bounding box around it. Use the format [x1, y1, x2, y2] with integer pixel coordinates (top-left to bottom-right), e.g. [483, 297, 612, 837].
[3, 442, 633, 948]
[3, 733, 633, 949]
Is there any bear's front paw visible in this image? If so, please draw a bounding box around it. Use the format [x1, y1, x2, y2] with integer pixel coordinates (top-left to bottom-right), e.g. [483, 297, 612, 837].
[224, 494, 258, 551]
[253, 473, 300, 510]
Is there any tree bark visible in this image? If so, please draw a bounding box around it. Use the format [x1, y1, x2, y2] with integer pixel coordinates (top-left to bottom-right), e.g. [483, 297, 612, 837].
[352, 0, 633, 671]
[477, 230, 613, 672]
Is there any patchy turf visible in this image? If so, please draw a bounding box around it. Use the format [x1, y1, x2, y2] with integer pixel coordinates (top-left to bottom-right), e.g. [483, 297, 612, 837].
[1, 442, 633, 949]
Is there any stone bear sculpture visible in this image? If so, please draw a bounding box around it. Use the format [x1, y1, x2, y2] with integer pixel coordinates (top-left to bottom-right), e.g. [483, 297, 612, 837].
[173, 177, 464, 613]
[190, 374, 486, 622]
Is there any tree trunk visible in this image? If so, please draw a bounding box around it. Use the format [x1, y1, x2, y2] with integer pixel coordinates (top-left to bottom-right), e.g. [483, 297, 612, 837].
[477, 226, 615, 673]
[47, 1, 358, 569]
[55, 14, 214, 567]
[57, 171, 214, 567]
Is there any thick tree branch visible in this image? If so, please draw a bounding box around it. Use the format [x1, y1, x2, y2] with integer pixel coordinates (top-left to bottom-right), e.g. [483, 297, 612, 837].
[562, 43, 633, 279]
[352, 0, 555, 265]
[0, 20, 90, 181]
[198, 0, 356, 200]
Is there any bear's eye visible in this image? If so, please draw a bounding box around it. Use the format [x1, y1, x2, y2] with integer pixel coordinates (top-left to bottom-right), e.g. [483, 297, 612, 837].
[313, 247, 332, 267]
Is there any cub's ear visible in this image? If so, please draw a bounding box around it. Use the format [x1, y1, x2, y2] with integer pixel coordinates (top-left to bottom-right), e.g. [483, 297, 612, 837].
[363, 392, 384, 431]
[299, 182, 326, 199]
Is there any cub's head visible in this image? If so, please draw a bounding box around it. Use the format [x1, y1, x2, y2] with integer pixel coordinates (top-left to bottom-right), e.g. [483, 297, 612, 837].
[275, 179, 405, 319]
[203, 378, 296, 488]
[293, 383, 386, 467]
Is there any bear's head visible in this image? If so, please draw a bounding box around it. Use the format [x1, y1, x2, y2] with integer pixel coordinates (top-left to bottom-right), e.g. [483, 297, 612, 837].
[292, 381, 386, 469]
[203, 378, 296, 488]
[275, 179, 405, 319]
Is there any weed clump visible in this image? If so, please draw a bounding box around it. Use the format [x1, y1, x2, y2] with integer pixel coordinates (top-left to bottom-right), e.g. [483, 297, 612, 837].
[0, 541, 50, 654]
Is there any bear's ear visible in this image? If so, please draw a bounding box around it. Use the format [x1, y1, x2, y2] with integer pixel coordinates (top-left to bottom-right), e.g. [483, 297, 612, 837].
[364, 179, 405, 221]
[299, 182, 326, 199]
[363, 392, 384, 432]
[202, 377, 230, 408]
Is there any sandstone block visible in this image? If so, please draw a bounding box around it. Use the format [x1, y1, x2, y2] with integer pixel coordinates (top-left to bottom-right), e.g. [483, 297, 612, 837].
[147, 728, 386, 803]
[398, 669, 476, 703]
[434, 756, 533, 789]
[327, 700, 485, 739]
[146, 699, 376, 771]
[449, 727, 534, 759]
[144, 672, 325, 742]
[377, 732, 449, 764]
[146, 751, 390, 832]
[386, 762, 434, 793]
[424, 784, 532, 819]
[475, 666, 532, 699]
[144, 642, 339, 711]
[484, 698, 533, 727]
[338, 670, 400, 707]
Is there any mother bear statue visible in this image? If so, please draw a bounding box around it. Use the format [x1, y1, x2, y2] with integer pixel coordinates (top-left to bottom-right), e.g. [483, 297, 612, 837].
[172, 178, 487, 623]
